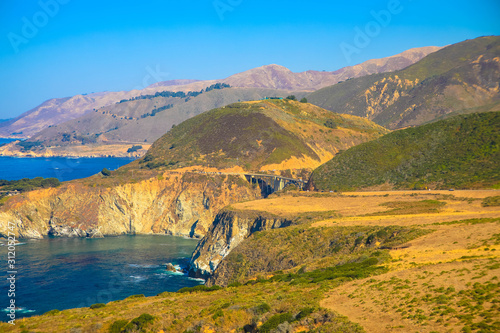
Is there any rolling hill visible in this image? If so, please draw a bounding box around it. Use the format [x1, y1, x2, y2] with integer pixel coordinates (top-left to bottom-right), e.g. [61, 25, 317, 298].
[0, 46, 440, 139]
[132, 99, 389, 175]
[0, 87, 310, 157]
[309, 111, 500, 191]
[308, 36, 500, 129]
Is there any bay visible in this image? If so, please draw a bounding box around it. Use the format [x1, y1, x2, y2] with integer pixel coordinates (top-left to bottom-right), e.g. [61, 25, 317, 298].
[0, 138, 17, 145]
[0, 235, 203, 320]
[0, 156, 134, 181]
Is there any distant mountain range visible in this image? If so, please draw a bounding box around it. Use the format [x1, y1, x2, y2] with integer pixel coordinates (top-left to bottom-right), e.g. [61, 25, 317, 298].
[308, 36, 500, 129]
[0, 46, 441, 139]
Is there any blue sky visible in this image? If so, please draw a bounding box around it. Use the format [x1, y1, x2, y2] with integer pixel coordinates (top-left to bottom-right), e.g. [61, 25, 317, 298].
[0, 0, 499, 119]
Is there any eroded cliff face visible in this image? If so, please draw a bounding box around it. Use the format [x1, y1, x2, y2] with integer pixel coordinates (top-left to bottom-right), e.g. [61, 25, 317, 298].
[188, 209, 291, 279]
[0, 172, 260, 240]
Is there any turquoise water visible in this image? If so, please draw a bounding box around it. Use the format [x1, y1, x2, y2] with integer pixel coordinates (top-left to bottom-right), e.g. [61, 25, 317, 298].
[0, 156, 134, 181]
[0, 235, 203, 320]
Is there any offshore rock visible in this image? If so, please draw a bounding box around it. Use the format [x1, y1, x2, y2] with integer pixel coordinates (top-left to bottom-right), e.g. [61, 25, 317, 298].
[165, 263, 177, 272]
[0, 172, 259, 240]
[188, 209, 291, 279]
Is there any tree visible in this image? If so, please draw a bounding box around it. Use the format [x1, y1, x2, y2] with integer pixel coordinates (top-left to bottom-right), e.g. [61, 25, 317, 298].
[300, 97, 308, 103]
[286, 95, 296, 100]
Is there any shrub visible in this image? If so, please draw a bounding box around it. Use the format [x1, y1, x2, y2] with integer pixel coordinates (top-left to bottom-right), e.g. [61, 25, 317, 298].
[127, 145, 142, 153]
[253, 302, 271, 315]
[109, 319, 128, 333]
[212, 309, 224, 320]
[101, 168, 112, 176]
[482, 196, 500, 207]
[300, 97, 308, 103]
[259, 313, 293, 333]
[295, 307, 314, 321]
[44, 309, 60, 315]
[90, 303, 106, 309]
[122, 313, 155, 333]
[324, 119, 337, 129]
[177, 285, 222, 293]
[127, 294, 145, 299]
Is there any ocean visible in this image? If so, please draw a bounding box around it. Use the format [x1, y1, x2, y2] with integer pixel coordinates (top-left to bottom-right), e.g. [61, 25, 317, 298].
[0, 142, 203, 320]
[0, 137, 136, 181]
[0, 156, 135, 181]
[0, 235, 203, 320]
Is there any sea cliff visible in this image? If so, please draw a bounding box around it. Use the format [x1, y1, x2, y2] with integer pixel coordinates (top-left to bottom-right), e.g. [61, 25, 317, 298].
[189, 209, 292, 279]
[0, 171, 260, 239]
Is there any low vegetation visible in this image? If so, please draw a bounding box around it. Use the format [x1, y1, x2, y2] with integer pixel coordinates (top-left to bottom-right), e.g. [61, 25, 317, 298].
[209, 223, 430, 286]
[2, 190, 499, 332]
[0, 177, 60, 201]
[139, 99, 387, 172]
[311, 112, 500, 191]
[118, 83, 231, 104]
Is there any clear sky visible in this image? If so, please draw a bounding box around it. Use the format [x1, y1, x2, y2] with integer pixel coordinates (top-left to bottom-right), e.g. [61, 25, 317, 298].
[0, 0, 499, 119]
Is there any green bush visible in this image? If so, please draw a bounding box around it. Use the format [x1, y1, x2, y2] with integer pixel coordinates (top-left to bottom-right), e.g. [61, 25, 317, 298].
[44, 309, 60, 315]
[177, 285, 222, 293]
[127, 145, 143, 153]
[212, 309, 224, 320]
[253, 302, 271, 315]
[101, 168, 112, 176]
[90, 303, 106, 309]
[126, 294, 145, 299]
[0, 177, 60, 192]
[295, 307, 314, 321]
[259, 312, 293, 333]
[122, 313, 155, 333]
[300, 97, 308, 103]
[482, 196, 500, 207]
[109, 319, 128, 333]
[324, 119, 337, 129]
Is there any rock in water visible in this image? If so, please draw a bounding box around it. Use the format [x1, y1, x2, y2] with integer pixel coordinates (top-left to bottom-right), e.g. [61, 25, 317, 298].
[165, 263, 176, 272]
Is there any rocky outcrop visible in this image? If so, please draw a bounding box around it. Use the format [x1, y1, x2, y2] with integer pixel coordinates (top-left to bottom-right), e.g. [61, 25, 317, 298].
[0, 172, 260, 240]
[48, 218, 104, 238]
[188, 209, 291, 279]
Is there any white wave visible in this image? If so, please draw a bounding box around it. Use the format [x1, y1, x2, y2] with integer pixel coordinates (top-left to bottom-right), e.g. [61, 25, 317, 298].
[188, 277, 206, 282]
[2, 307, 36, 313]
[129, 275, 147, 282]
[128, 264, 160, 268]
[153, 273, 171, 278]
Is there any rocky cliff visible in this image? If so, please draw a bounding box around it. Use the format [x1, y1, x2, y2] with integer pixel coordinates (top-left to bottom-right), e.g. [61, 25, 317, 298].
[188, 209, 292, 279]
[0, 172, 260, 240]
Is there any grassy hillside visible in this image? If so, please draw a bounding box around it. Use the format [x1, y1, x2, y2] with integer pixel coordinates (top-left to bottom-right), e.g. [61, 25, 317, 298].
[310, 111, 500, 191]
[137, 99, 388, 174]
[3, 190, 499, 333]
[308, 36, 500, 129]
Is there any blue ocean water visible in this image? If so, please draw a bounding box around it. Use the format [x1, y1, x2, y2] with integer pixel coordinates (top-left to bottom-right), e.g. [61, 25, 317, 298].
[0, 138, 17, 145]
[0, 235, 203, 320]
[0, 156, 135, 181]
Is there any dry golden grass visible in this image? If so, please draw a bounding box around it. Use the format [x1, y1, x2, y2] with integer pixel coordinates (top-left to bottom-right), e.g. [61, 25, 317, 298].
[232, 190, 500, 220]
[321, 258, 500, 333]
[232, 190, 500, 332]
[4, 190, 499, 332]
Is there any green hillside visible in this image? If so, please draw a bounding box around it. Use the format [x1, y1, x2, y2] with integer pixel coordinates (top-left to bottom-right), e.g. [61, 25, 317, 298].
[308, 36, 500, 129]
[138, 99, 388, 173]
[310, 111, 500, 191]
